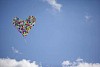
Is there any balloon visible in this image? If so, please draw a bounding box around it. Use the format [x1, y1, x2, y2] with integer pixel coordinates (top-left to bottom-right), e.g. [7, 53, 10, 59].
[13, 16, 36, 36]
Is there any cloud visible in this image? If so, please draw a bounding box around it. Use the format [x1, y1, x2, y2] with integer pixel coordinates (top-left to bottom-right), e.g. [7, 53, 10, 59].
[12, 47, 22, 54]
[85, 15, 91, 22]
[62, 58, 100, 67]
[62, 61, 71, 66]
[0, 58, 40, 67]
[44, 0, 62, 12]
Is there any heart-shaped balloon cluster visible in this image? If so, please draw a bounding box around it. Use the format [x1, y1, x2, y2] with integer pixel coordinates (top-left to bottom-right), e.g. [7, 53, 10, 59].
[13, 16, 36, 36]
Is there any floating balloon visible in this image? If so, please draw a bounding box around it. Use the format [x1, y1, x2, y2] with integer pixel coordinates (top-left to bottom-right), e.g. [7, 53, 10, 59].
[13, 16, 36, 36]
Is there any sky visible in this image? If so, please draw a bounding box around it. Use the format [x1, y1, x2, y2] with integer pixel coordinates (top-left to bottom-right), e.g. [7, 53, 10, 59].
[0, 0, 100, 67]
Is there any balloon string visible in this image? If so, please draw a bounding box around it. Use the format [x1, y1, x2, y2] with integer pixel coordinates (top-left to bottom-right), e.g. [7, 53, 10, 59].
[23, 37, 28, 45]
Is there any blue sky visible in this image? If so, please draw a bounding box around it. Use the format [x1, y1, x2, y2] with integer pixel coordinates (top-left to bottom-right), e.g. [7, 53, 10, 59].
[0, 0, 100, 67]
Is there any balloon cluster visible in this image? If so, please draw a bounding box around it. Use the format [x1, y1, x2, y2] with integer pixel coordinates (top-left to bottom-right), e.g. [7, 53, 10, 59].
[13, 16, 36, 36]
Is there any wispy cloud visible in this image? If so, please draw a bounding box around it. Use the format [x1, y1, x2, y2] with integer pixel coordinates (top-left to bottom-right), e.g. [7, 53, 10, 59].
[62, 58, 100, 67]
[85, 15, 91, 22]
[44, 0, 62, 12]
[12, 47, 22, 54]
[0, 58, 40, 67]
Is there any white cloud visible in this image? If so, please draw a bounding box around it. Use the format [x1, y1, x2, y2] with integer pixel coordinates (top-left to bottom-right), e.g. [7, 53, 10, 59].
[44, 0, 62, 12]
[12, 47, 22, 54]
[62, 61, 72, 67]
[62, 58, 100, 67]
[0, 58, 40, 67]
[76, 58, 83, 62]
[85, 15, 91, 22]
